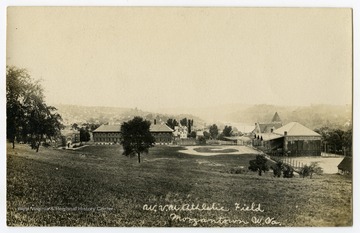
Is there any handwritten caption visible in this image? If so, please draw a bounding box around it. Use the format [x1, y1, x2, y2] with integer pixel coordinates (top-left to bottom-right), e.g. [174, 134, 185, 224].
[142, 202, 281, 226]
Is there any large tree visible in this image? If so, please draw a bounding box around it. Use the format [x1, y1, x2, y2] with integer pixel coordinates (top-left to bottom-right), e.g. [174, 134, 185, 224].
[27, 103, 63, 152]
[209, 124, 219, 139]
[6, 66, 33, 148]
[166, 118, 179, 130]
[79, 127, 91, 143]
[248, 155, 269, 176]
[6, 66, 63, 151]
[120, 117, 156, 163]
[222, 125, 232, 137]
[180, 118, 187, 127]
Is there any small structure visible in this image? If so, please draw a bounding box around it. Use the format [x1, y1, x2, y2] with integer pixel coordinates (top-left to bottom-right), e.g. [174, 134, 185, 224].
[195, 130, 205, 140]
[337, 157, 352, 175]
[150, 120, 174, 145]
[92, 125, 121, 144]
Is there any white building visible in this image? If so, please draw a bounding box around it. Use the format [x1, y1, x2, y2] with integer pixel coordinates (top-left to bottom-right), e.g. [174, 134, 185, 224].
[174, 124, 188, 139]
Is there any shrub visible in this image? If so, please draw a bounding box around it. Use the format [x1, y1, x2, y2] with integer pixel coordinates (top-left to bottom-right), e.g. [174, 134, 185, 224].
[248, 155, 269, 176]
[299, 162, 323, 179]
[230, 166, 247, 174]
[282, 164, 294, 178]
[197, 136, 206, 145]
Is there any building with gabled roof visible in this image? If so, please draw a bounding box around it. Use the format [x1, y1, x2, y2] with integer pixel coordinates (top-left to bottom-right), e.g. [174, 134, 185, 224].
[174, 123, 188, 139]
[150, 120, 174, 145]
[92, 124, 121, 144]
[338, 156, 352, 174]
[272, 112, 282, 123]
[252, 112, 283, 134]
[273, 122, 321, 137]
[253, 122, 321, 156]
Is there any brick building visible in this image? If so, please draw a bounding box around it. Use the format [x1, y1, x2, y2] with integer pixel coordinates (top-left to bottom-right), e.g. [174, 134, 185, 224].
[92, 125, 121, 144]
[150, 122, 174, 145]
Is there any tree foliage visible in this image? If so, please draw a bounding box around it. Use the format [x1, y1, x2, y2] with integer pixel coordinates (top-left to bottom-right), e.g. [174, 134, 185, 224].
[6, 66, 64, 151]
[179, 118, 193, 133]
[203, 131, 211, 140]
[315, 127, 352, 155]
[120, 117, 155, 163]
[79, 127, 91, 142]
[222, 125, 232, 137]
[299, 162, 323, 179]
[189, 131, 197, 138]
[270, 161, 294, 178]
[166, 118, 179, 130]
[248, 155, 269, 176]
[209, 124, 219, 139]
[197, 136, 206, 145]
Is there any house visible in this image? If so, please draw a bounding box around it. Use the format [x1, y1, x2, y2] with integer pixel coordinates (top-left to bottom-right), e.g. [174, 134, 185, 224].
[173, 123, 188, 139]
[150, 121, 174, 145]
[252, 112, 283, 134]
[196, 130, 204, 139]
[92, 125, 121, 144]
[253, 122, 322, 156]
[338, 157, 352, 174]
[60, 128, 80, 147]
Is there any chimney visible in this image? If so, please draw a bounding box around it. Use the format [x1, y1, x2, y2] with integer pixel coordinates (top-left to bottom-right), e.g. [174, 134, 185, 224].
[284, 131, 287, 136]
[154, 119, 156, 125]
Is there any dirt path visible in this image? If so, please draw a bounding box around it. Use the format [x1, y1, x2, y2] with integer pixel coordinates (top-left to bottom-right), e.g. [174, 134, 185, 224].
[179, 146, 259, 156]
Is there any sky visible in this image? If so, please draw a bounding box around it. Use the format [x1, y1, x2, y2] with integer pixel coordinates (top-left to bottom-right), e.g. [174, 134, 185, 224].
[6, 7, 353, 111]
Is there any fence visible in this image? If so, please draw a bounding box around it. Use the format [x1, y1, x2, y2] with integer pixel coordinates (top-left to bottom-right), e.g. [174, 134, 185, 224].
[270, 155, 306, 173]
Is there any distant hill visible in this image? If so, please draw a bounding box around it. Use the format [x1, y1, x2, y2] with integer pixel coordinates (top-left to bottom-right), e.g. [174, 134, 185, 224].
[55, 103, 352, 131]
[54, 104, 206, 128]
[226, 104, 352, 130]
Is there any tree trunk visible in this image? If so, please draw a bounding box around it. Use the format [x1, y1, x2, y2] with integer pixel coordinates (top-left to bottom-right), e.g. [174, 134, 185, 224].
[36, 135, 42, 152]
[138, 152, 141, 163]
[12, 136, 15, 149]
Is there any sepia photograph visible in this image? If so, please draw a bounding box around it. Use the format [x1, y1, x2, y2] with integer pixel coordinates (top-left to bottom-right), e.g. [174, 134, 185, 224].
[2, 1, 357, 230]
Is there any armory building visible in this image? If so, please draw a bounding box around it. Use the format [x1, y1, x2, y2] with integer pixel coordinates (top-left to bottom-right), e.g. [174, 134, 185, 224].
[92, 121, 174, 145]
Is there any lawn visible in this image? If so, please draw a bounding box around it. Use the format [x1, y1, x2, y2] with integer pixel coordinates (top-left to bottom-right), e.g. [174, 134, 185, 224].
[7, 144, 352, 227]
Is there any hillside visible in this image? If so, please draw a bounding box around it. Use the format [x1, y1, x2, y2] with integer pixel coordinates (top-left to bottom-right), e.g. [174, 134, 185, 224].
[54, 103, 352, 131]
[227, 104, 352, 130]
[54, 104, 205, 128]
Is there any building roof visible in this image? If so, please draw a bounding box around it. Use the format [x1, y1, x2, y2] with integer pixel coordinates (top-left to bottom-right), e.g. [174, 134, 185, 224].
[224, 136, 252, 142]
[196, 130, 204, 136]
[259, 123, 283, 133]
[150, 124, 174, 133]
[272, 112, 282, 123]
[61, 129, 80, 136]
[93, 125, 121, 132]
[254, 133, 284, 141]
[273, 122, 320, 136]
[337, 157, 352, 172]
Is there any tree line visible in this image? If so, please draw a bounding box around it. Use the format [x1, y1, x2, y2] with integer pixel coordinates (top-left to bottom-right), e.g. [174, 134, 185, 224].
[314, 127, 352, 156]
[6, 66, 64, 152]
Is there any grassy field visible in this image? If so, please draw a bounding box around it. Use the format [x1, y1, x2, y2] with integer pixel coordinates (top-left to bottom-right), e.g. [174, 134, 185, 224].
[7, 143, 352, 227]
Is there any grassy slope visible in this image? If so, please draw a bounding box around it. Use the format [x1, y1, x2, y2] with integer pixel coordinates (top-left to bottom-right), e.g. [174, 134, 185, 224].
[7, 144, 352, 227]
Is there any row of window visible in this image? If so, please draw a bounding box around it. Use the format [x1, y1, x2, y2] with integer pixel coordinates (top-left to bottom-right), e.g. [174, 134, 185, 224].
[94, 133, 120, 137]
[94, 138, 119, 142]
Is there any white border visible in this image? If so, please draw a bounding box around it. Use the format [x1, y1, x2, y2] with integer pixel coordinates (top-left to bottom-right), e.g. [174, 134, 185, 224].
[0, 1, 358, 233]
